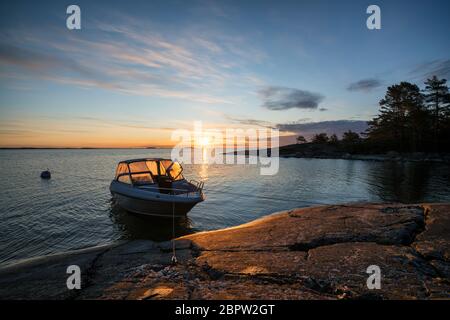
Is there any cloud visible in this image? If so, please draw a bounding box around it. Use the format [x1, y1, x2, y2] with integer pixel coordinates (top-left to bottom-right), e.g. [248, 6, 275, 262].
[276, 120, 368, 138]
[74, 116, 177, 131]
[0, 44, 58, 70]
[0, 15, 267, 105]
[220, 116, 368, 140]
[347, 79, 383, 92]
[0, 129, 34, 137]
[0, 44, 94, 77]
[224, 115, 275, 128]
[259, 86, 324, 110]
[410, 59, 450, 80]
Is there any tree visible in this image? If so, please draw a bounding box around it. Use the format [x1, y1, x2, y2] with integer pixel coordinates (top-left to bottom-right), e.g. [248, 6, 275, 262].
[312, 133, 329, 144]
[329, 134, 339, 144]
[423, 76, 450, 150]
[296, 135, 307, 144]
[342, 130, 360, 144]
[366, 82, 426, 152]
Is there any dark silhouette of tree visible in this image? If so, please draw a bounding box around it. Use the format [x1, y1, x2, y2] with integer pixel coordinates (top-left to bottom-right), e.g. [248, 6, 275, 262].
[342, 130, 360, 144]
[423, 76, 450, 151]
[339, 130, 362, 153]
[296, 135, 307, 144]
[366, 82, 426, 152]
[312, 133, 329, 144]
[329, 134, 339, 144]
[290, 76, 450, 154]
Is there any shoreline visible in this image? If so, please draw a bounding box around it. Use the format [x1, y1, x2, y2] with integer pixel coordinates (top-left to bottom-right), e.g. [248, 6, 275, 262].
[280, 152, 450, 163]
[277, 143, 450, 163]
[1, 202, 449, 299]
[231, 144, 450, 163]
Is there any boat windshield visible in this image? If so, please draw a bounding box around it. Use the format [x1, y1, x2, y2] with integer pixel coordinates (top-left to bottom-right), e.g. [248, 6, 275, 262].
[115, 163, 132, 184]
[115, 160, 184, 184]
[166, 161, 184, 181]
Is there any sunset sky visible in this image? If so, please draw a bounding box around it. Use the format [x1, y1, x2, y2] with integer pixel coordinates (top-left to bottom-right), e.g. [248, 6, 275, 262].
[0, 0, 449, 147]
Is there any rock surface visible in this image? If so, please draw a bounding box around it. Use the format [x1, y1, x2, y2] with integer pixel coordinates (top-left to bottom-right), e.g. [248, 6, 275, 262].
[0, 203, 449, 300]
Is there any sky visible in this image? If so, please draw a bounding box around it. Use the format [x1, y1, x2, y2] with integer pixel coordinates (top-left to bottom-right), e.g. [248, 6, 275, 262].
[0, 0, 449, 147]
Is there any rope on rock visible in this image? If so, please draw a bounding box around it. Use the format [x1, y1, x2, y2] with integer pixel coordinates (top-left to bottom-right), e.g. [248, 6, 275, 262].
[171, 200, 177, 265]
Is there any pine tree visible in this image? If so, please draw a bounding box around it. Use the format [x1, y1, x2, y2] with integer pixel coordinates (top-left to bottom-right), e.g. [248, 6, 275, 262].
[296, 135, 307, 144]
[366, 82, 426, 152]
[423, 76, 450, 151]
[312, 133, 329, 144]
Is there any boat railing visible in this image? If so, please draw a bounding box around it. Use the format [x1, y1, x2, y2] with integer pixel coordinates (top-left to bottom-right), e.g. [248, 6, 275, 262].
[189, 179, 204, 191]
[116, 172, 204, 197]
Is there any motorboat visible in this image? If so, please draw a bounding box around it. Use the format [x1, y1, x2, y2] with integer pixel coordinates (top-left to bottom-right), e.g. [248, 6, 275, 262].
[110, 158, 204, 217]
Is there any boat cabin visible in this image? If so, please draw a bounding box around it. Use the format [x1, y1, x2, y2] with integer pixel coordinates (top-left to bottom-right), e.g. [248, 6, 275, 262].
[114, 158, 184, 187]
[111, 158, 204, 215]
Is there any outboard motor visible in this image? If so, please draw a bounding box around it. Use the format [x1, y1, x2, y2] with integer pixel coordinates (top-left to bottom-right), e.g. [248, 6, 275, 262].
[40, 170, 51, 179]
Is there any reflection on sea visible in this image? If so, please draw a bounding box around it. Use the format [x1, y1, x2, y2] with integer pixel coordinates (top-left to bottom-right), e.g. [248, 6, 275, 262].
[365, 161, 434, 203]
[109, 198, 194, 241]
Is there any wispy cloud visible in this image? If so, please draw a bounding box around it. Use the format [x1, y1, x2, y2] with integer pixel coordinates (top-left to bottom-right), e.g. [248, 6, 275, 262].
[410, 59, 450, 80]
[0, 44, 94, 77]
[0, 14, 266, 105]
[347, 79, 383, 92]
[224, 114, 275, 128]
[74, 116, 177, 132]
[0, 44, 60, 70]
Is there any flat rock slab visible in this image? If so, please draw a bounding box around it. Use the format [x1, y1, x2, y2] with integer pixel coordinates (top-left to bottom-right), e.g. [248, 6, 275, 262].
[0, 203, 449, 299]
[184, 204, 426, 251]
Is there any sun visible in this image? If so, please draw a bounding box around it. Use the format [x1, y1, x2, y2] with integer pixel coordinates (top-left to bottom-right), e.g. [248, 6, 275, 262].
[199, 136, 210, 147]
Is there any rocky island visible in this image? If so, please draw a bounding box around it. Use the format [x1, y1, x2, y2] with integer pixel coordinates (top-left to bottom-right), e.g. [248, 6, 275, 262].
[0, 203, 449, 300]
[238, 143, 450, 163]
[278, 143, 450, 163]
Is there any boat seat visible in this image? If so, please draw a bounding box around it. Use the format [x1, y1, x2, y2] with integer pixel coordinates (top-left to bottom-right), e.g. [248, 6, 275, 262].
[158, 176, 173, 194]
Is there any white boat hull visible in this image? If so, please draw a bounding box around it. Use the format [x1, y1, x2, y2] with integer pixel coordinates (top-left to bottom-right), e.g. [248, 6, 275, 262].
[110, 181, 203, 217]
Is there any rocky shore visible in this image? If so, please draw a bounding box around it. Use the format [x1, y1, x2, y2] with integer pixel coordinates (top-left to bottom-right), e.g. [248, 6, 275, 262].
[0, 203, 449, 300]
[233, 144, 450, 163]
[282, 151, 450, 163]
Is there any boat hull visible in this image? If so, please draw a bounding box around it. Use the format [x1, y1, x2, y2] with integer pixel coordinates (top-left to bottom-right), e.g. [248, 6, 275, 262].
[110, 181, 203, 217]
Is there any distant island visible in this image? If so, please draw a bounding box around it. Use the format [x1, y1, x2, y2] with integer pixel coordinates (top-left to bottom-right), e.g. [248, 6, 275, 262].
[277, 143, 450, 163]
[0, 147, 169, 150]
[233, 143, 450, 163]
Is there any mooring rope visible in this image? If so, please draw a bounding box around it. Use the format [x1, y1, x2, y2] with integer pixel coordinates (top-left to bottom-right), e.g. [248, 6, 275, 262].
[171, 200, 177, 265]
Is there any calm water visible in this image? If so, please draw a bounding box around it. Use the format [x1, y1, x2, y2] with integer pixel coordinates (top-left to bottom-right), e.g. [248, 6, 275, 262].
[1, 149, 450, 266]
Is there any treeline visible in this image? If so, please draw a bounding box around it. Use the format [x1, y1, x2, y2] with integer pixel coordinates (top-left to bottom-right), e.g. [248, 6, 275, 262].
[296, 130, 364, 153]
[297, 76, 450, 154]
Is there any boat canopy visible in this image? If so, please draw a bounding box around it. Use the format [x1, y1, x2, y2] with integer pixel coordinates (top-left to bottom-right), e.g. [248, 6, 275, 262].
[115, 159, 184, 185]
